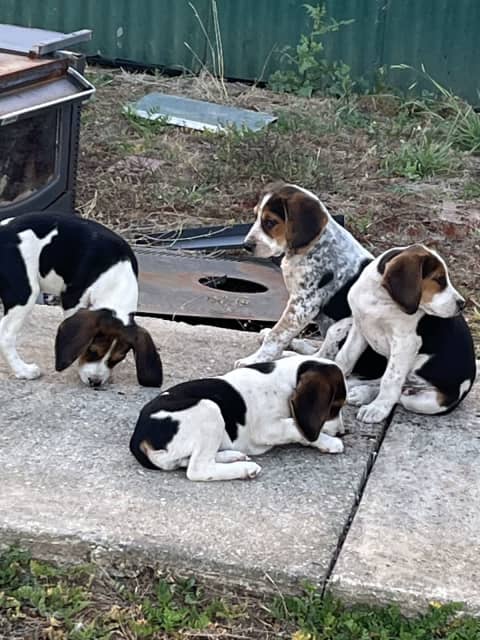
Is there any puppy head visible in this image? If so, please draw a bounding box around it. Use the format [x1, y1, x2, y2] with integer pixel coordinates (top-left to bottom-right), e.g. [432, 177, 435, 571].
[55, 308, 163, 388]
[379, 244, 465, 317]
[289, 360, 346, 441]
[243, 182, 329, 258]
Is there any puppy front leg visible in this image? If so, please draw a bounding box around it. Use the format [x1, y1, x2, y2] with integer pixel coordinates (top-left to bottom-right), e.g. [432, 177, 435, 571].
[0, 297, 42, 379]
[317, 317, 352, 360]
[334, 320, 368, 376]
[254, 418, 344, 454]
[357, 339, 419, 423]
[235, 297, 316, 367]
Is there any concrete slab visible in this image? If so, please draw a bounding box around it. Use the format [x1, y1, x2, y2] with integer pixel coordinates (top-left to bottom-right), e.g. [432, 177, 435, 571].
[330, 380, 480, 614]
[0, 306, 383, 592]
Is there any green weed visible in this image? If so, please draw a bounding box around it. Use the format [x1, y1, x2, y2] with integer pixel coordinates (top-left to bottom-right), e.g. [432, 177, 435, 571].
[461, 180, 480, 199]
[122, 107, 169, 138]
[271, 587, 479, 640]
[2, 548, 480, 639]
[382, 137, 460, 179]
[269, 3, 355, 98]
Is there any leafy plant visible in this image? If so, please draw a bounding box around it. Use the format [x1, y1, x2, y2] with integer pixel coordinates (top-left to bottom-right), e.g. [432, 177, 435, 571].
[392, 64, 480, 154]
[269, 3, 354, 98]
[383, 137, 459, 179]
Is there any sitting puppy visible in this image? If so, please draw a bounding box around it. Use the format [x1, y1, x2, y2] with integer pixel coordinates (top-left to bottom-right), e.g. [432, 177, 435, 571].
[130, 355, 346, 482]
[335, 244, 476, 423]
[0, 212, 162, 387]
[235, 182, 386, 378]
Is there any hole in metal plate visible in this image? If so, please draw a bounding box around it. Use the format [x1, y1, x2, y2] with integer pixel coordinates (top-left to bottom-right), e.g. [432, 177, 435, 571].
[199, 276, 268, 294]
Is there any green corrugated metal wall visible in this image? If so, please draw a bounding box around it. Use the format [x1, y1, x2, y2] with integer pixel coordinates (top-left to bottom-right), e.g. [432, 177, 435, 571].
[1, 0, 479, 103]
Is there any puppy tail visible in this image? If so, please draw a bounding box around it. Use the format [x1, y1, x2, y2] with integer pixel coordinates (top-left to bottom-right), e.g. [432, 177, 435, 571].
[129, 436, 159, 470]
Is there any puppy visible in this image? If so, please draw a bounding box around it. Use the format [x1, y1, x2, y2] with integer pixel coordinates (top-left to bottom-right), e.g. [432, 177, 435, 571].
[235, 182, 386, 378]
[335, 244, 476, 423]
[0, 212, 162, 387]
[130, 355, 346, 482]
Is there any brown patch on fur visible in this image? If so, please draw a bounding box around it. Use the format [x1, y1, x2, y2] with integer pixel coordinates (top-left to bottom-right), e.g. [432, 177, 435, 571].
[259, 183, 328, 253]
[290, 363, 346, 442]
[381, 244, 446, 314]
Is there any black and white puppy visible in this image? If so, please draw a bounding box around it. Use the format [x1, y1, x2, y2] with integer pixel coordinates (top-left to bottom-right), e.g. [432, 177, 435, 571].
[236, 182, 386, 378]
[130, 355, 346, 482]
[0, 212, 163, 387]
[335, 244, 476, 423]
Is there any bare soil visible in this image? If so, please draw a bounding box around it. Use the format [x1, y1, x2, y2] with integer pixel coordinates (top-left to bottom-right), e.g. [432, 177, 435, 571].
[77, 67, 480, 341]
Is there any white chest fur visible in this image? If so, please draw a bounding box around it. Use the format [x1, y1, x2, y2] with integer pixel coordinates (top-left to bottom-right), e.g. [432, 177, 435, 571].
[347, 266, 421, 358]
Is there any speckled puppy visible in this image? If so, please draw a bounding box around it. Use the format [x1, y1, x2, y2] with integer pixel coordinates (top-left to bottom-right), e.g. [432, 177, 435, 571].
[235, 182, 385, 377]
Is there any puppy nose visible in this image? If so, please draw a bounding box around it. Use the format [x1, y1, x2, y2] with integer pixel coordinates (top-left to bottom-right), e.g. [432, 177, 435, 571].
[243, 240, 256, 253]
[88, 377, 102, 388]
[457, 298, 466, 312]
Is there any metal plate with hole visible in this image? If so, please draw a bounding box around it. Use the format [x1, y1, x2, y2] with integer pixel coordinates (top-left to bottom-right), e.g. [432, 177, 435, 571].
[135, 249, 288, 323]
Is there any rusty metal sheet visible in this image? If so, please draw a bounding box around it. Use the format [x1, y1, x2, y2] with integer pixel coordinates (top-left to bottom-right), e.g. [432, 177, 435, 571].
[0, 52, 67, 92]
[135, 249, 288, 323]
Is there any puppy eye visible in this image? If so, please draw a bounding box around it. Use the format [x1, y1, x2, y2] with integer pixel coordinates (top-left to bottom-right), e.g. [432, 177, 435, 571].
[263, 218, 278, 230]
[434, 275, 447, 287]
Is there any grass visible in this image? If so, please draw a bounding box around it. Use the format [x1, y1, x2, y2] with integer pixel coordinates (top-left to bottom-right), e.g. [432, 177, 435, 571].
[382, 137, 460, 179]
[1, 547, 480, 640]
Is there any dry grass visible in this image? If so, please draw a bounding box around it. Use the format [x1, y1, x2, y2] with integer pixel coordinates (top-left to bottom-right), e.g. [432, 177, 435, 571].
[77, 66, 480, 341]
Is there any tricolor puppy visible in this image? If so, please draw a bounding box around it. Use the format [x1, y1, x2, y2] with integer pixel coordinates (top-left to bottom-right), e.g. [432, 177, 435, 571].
[0, 212, 163, 387]
[130, 355, 346, 482]
[236, 182, 386, 378]
[335, 244, 476, 423]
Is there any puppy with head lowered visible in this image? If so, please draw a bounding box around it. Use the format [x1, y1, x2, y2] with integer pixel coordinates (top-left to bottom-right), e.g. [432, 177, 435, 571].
[235, 182, 386, 378]
[130, 355, 346, 482]
[335, 244, 476, 423]
[0, 212, 162, 387]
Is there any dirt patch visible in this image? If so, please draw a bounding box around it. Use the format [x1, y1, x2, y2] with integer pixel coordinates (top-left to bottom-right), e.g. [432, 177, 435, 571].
[77, 67, 480, 342]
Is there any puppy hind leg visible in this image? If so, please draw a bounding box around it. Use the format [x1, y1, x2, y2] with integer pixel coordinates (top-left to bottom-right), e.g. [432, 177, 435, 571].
[185, 401, 261, 481]
[399, 388, 449, 415]
[187, 455, 261, 481]
[0, 294, 42, 379]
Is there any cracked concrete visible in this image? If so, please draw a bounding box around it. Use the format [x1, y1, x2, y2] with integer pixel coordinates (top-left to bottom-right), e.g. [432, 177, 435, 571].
[0, 305, 383, 592]
[1, 305, 478, 611]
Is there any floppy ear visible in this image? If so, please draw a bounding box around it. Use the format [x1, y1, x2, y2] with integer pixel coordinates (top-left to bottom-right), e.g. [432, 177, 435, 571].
[290, 363, 345, 442]
[55, 309, 103, 371]
[284, 191, 327, 251]
[130, 324, 163, 387]
[381, 251, 424, 314]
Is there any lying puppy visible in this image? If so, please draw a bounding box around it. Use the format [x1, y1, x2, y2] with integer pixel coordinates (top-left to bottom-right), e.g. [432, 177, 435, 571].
[235, 182, 386, 378]
[335, 244, 476, 423]
[130, 355, 346, 482]
[0, 212, 163, 387]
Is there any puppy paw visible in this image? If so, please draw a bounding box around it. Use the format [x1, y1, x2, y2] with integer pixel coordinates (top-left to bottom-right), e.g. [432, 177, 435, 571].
[244, 462, 262, 479]
[15, 363, 42, 380]
[357, 402, 390, 423]
[348, 385, 378, 406]
[317, 433, 344, 454]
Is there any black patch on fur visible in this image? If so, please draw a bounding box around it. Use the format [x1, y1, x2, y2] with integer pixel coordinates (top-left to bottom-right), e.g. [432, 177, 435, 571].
[129, 379, 247, 470]
[245, 361, 276, 374]
[323, 258, 372, 321]
[296, 359, 328, 381]
[377, 248, 402, 275]
[415, 314, 476, 412]
[318, 271, 334, 288]
[266, 195, 287, 220]
[0, 212, 137, 313]
[129, 415, 180, 470]
[0, 237, 31, 312]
